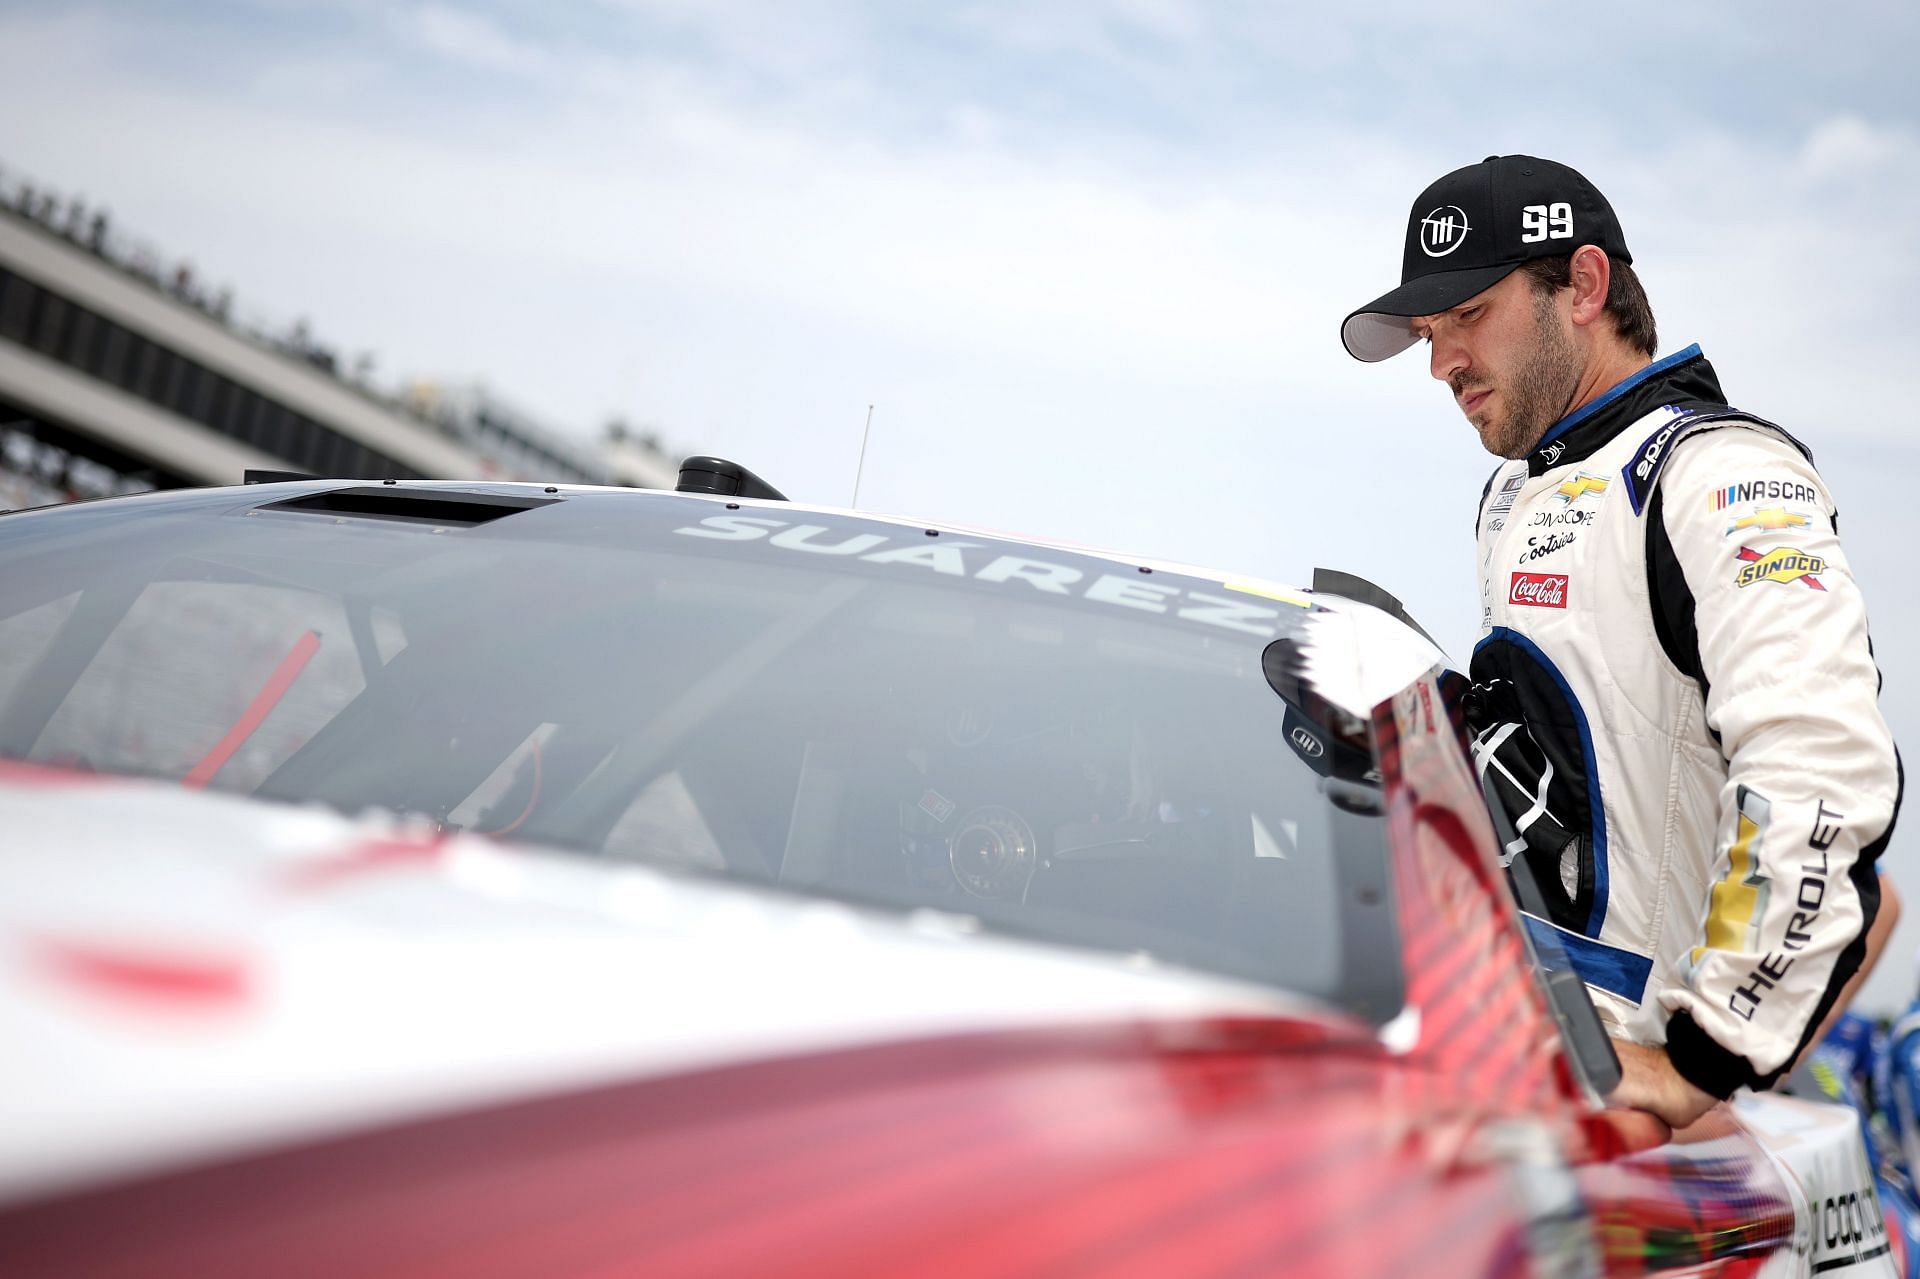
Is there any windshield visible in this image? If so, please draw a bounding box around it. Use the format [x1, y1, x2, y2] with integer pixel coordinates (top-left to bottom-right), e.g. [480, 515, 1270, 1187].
[0, 485, 1399, 1018]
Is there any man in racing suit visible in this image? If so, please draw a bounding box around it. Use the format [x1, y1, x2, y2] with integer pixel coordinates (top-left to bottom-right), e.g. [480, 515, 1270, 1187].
[1341, 155, 1903, 1127]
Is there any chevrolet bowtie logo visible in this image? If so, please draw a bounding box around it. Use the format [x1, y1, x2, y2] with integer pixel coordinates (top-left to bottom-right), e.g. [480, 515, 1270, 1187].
[1726, 507, 1811, 536]
[1553, 474, 1610, 504]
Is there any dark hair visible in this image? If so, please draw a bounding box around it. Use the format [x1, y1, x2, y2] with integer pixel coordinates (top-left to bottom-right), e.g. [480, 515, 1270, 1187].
[1519, 252, 1656, 357]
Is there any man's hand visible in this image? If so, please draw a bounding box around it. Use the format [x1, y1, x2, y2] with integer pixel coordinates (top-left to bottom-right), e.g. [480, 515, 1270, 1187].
[1607, 1040, 1720, 1129]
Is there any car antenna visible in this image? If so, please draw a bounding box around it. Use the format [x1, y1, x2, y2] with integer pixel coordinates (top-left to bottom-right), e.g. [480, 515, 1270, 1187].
[850, 403, 874, 508]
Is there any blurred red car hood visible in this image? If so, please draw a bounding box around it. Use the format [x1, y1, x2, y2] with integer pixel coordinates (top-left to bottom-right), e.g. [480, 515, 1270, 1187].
[0, 762, 1361, 1205]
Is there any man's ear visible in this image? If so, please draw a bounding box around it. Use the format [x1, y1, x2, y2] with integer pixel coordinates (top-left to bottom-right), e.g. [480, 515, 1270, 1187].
[1568, 245, 1612, 329]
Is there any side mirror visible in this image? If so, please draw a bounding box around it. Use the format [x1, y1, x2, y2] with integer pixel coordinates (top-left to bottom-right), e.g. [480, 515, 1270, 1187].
[1263, 637, 1378, 787]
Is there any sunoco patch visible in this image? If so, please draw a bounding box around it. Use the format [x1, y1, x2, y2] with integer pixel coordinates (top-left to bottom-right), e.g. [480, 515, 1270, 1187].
[1734, 546, 1827, 591]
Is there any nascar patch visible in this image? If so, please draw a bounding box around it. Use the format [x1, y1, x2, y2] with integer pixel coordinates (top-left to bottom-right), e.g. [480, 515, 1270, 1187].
[1734, 546, 1827, 591]
[1710, 479, 1820, 510]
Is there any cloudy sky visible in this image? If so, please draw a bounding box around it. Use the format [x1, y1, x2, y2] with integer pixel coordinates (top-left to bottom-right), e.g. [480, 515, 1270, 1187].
[3, 0, 1918, 1006]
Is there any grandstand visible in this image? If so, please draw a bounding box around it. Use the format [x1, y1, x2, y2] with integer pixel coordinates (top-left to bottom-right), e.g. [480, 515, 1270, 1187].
[0, 163, 676, 510]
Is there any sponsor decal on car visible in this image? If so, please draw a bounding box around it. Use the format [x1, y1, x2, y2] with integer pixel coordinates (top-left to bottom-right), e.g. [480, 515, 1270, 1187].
[1552, 473, 1609, 505]
[1223, 581, 1312, 609]
[1725, 507, 1812, 538]
[673, 515, 1306, 637]
[1734, 546, 1827, 591]
[1814, 1180, 1893, 1272]
[1509, 572, 1568, 608]
[1711, 480, 1821, 511]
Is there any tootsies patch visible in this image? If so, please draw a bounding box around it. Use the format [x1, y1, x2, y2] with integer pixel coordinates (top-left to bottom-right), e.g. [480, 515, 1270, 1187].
[1509, 572, 1569, 608]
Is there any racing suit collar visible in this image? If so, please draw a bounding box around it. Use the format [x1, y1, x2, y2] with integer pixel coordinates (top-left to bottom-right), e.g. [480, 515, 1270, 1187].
[1526, 343, 1716, 476]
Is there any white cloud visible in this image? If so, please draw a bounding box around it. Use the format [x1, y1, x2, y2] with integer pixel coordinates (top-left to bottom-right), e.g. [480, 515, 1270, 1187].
[4, 8, 1914, 456]
[1108, 0, 1206, 43]
[403, 4, 543, 75]
[6, 8, 1915, 512]
[1798, 114, 1916, 181]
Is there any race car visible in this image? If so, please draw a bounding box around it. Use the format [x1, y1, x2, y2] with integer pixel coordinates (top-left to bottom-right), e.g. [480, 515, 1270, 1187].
[0, 461, 1901, 1276]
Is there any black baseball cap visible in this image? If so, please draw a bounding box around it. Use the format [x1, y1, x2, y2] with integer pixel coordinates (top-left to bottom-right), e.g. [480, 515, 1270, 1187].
[1341, 155, 1632, 362]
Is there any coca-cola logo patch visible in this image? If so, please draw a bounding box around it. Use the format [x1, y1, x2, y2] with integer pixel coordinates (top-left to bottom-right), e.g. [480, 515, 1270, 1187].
[1509, 572, 1569, 608]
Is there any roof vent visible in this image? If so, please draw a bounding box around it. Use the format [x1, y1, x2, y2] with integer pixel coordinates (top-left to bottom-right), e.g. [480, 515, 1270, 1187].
[255, 486, 558, 527]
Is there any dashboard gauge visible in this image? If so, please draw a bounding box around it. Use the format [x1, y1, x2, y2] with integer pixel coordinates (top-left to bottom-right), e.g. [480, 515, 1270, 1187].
[948, 806, 1038, 899]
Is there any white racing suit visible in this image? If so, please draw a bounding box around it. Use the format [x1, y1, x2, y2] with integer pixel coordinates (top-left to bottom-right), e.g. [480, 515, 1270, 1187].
[1469, 344, 1902, 1098]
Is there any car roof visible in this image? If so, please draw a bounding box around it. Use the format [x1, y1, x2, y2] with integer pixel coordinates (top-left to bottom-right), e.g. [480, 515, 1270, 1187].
[217, 475, 1321, 598]
[8, 477, 1451, 715]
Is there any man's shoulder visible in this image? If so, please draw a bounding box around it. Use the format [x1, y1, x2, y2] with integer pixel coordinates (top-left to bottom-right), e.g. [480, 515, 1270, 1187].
[1658, 427, 1828, 513]
[1620, 403, 1813, 516]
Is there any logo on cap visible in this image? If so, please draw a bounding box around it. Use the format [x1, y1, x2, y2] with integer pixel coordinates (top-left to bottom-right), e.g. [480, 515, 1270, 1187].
[1420, 205, 1472, 257]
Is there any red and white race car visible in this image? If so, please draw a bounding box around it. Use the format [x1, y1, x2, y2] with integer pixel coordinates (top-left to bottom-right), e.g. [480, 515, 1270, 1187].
[0, 465, 1899, 1276]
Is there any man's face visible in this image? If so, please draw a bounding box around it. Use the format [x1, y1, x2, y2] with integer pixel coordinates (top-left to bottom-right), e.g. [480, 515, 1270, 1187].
[1412, 271, 1583, 459]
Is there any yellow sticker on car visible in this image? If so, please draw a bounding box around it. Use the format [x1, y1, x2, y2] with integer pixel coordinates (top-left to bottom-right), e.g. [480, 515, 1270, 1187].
[1226, 582, 1312, 609]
